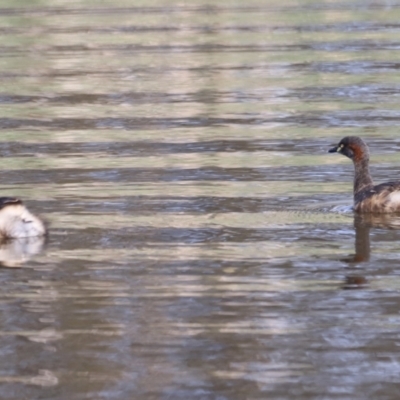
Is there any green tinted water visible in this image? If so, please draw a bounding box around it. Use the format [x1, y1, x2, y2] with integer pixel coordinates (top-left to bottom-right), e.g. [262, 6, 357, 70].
[1, 1, 400, 399]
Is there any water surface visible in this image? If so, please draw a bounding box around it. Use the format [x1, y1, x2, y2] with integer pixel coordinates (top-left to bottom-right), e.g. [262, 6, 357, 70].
[1, 1, 400, 399]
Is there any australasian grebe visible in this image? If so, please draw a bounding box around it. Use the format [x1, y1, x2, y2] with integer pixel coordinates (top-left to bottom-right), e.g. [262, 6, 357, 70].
[0, 197, 46, 238]
[329, 136, 400, 213]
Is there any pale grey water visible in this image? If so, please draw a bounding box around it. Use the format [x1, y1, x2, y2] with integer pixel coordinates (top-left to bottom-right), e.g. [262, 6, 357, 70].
[1, 1, 400, 399]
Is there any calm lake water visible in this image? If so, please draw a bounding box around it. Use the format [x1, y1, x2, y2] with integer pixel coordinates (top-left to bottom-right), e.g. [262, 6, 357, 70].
[2, 0, 400, 399]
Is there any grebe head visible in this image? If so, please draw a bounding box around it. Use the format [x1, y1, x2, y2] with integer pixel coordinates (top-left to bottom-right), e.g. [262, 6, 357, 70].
[329, 136, 369, 162]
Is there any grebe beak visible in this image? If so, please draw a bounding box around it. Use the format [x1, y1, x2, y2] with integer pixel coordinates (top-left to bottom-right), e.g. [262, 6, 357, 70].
[328, 146, 339, 153]
[329, 143, 344, 153]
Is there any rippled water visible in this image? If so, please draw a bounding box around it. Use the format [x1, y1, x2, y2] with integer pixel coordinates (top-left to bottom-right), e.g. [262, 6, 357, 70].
[2, 1, 400, 399]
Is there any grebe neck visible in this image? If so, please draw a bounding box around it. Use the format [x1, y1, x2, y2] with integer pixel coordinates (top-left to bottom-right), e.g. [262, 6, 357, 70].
[353, 158, 373, 196]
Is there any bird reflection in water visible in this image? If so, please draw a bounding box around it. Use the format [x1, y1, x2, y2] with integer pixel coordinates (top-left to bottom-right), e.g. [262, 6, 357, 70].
[0, 236, 46, 267]
[342, 213, 400, 289]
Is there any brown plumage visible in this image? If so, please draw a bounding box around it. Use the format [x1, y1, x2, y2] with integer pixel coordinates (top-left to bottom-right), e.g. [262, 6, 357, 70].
[329, 136, 400, 213]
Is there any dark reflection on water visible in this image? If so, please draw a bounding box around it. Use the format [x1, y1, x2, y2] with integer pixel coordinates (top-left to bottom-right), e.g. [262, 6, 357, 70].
[0, 166, 347, 184]
[4, 112, 400, 131]
[296, 60, 400, 74]
[0, 117, 265, 130]
[0, 139, 325, 155]
[342, 214, 400, 289]
[55, 225, 342, 247]
[4, 60, 400, 78]
[289, 84, 400, 103]
[33, 196, 323, 214]
[353, 215, 372, 263]
[7, 41, 400, 54]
